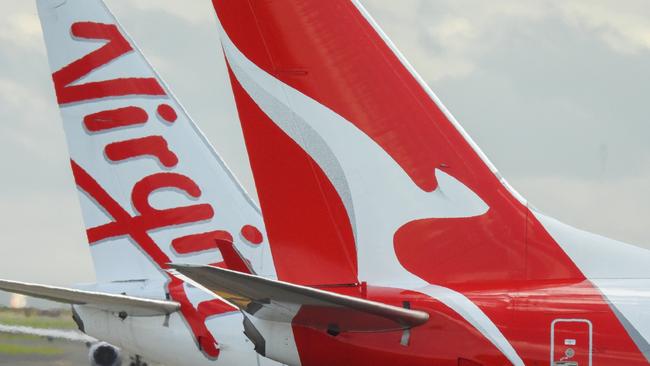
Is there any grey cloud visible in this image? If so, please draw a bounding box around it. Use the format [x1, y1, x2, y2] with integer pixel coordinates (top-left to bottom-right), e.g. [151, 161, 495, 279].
[0, 2, 44, 53]
[557, 0, 650, 54]
[363, 0, 650, 248]
[513, 171, 650, 247]
[115, 0, 215, 25]
[0, 0, 648, 292]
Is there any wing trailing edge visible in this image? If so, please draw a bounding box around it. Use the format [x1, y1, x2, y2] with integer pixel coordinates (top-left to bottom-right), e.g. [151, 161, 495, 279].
[0, 279, 179, 316]
[169, 264, 429, 333]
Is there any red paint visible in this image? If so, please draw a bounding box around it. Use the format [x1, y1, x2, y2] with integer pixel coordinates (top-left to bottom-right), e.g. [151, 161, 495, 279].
[289, 282, 650, 366]
[131, 172, 203, 212]
[51, 16, 266, 362]
[197, 298, 236, 316]
[52, 22, 164, 105]
[83, 106, 148, 132]
[551, 320, 589, 365]
[168, 277, 231, 357]
[291, 286, 510, 366]
[215, 238, 254, 274]
[212, 1, 649, 364]
[157, 104, 178, 123]
[213, 0, 547, 285]
[213, 0, 454, 192]
[194, 298, 237, 351]
[86, 172, 214, 244]
[394, 214, 522, 285]
[458, 359, 483, 366]
[71, 160, 224, 358]
[227, 66, 358, 286]
[105, 135, 178, 168]
[240, 225, 263, 245]
[172, 230, 233, 255]
[506, 280, 648, 365]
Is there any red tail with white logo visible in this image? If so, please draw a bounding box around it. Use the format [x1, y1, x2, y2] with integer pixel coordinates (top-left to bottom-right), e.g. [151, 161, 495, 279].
[211, 0, 577, 286]
[211, 1, 650, 365]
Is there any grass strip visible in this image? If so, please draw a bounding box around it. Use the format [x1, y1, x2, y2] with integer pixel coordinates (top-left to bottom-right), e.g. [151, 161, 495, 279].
[0, 343, 63, 356]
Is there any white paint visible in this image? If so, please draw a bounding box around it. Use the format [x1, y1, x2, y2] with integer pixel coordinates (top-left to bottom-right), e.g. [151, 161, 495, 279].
[418, 285, 525, 365]
[74, 284, 289, 366]
[537, 211, 650, 357]
[351, 0, 527, 206]
[246, 316, 302, 366]
[536, 212, 650, 280]
[35, 1, 282, 365]
[218, 24, 524, 366]
[36, 0, 276, 283]
[220, 22, 487, 286]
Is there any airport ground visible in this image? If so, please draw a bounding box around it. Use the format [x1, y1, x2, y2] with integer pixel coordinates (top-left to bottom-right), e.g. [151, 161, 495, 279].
[0, 307, 91, 366]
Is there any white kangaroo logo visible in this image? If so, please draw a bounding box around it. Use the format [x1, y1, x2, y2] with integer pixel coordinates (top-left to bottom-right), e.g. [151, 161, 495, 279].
[220, 26, 523, 366]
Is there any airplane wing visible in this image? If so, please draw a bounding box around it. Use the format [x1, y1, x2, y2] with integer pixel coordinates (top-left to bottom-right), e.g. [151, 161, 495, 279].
[169, 264, 428, 332]
[0, 279, 179, 317]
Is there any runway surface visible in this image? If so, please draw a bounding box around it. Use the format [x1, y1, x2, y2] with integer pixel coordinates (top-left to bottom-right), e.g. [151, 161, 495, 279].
[0, 333, 89, 366]
[0, 308, 90, 366]
[0, 307, 160, 365]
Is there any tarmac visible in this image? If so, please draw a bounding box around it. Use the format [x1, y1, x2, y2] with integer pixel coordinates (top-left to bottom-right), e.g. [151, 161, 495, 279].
[0, 333, 89, 366]
[0, 307, 91, 366]
[0, 307, 156, 366]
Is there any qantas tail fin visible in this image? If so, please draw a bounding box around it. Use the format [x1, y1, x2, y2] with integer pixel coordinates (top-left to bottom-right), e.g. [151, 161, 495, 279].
[211, 1, 583, 287]
[36, 0, 275, 284]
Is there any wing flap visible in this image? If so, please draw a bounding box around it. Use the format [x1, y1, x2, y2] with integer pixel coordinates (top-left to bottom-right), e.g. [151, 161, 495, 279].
[169, 264, 428, 332]
[0, 279, 179, 316]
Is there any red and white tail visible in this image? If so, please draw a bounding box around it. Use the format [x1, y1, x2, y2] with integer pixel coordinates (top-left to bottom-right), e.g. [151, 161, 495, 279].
[211, 0, 586, 287]
[37, 0, 275, 284]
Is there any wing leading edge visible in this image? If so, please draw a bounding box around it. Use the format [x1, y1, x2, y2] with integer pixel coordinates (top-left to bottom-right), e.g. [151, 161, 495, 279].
[169, 264, 429, 333]
[0, 279, 179, 316]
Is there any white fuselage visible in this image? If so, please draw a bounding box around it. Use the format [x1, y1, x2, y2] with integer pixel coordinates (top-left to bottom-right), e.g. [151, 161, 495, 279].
[74, 283, 280, 366]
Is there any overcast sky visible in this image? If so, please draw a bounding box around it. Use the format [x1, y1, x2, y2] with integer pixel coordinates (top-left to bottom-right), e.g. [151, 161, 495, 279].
[0, 0, 649, 291]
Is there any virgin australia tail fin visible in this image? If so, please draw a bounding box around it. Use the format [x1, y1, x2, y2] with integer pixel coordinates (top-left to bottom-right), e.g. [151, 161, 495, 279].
[36, 0, 275, 284]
